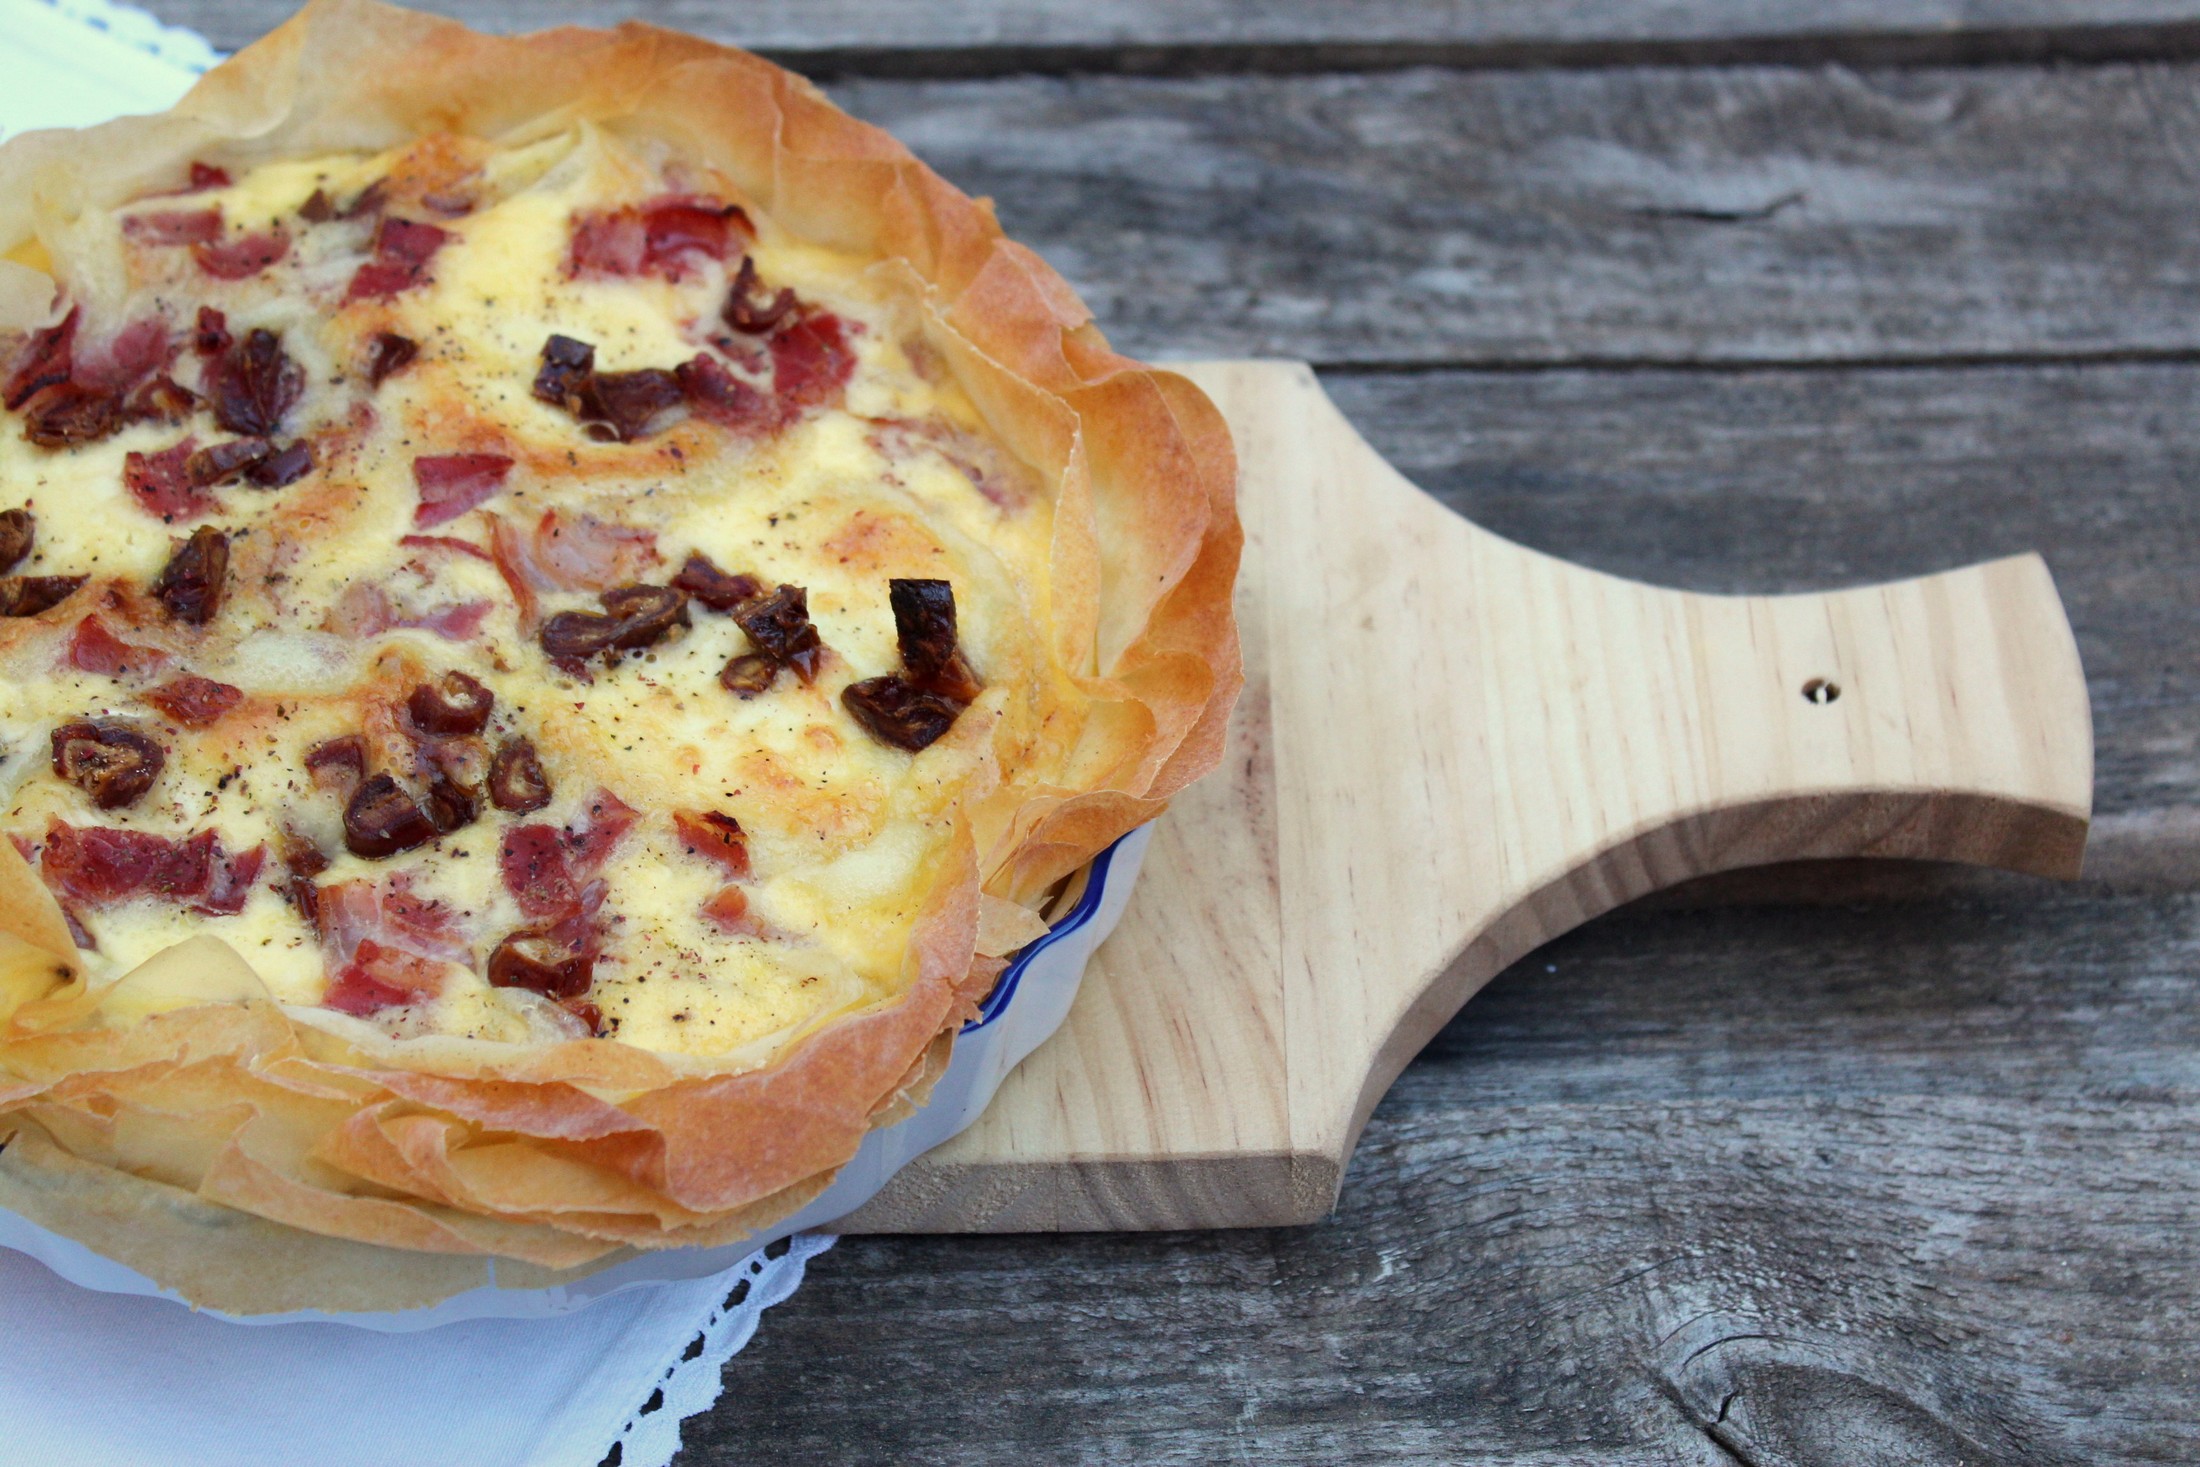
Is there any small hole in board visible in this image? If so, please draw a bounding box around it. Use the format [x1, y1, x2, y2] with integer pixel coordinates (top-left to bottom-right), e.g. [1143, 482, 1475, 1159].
[1802, 677, 1841, 705]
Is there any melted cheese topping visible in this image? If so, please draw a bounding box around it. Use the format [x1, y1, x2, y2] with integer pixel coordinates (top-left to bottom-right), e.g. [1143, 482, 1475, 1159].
[0, 129, 1066, 1062]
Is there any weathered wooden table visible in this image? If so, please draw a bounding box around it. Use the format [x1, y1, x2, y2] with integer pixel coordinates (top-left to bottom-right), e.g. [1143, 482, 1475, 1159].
[160, 3, 2200, 1460]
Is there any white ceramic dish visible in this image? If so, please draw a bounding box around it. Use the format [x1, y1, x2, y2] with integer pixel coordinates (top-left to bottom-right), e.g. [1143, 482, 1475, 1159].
[0, 825, 1153, 1329]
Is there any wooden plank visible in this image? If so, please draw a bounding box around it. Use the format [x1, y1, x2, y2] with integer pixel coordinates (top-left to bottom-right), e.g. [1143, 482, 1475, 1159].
[817, 63, 2200, 366]
[147, 1, 2200, 74]
[708, 886, 2200, 1466]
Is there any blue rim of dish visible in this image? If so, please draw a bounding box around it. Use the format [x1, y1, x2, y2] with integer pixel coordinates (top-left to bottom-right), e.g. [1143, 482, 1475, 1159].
[961, 832, 1127, 1033]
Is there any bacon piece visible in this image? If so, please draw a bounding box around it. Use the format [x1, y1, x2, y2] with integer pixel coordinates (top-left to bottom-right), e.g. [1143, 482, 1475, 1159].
[412, 453, 512, 528]
[399, 534, 492, 562]
[38, 820, 212, 906]
[186, 163, 230, 192]
[305, 735, 367, 799]
[674, 811, 750, 879]
[670, 551, 761, 612]
[324, 939, 446, 1016]
[71, 319, 168, 394]
[327, 583, 493, 643]
[153, 526, 229, 624]
[344, 216, 449, 303]
[193, 228, 289, 280]
[124, 439, 216, 522]
[364, 331, 418, 387]
[487, 737, 552, 813]
[4, 308, 78, 410]
[0, 508, 31, 575]
[771, 312, 855, 414]
[66, 616, 168, 677]
[315, 872, 469, 967]
[50, 721, 165, 809]
[198, 843, 265, 916]
[500, 823, 583, 921]
[145, 674, 243, 726]
[0, 577, 86, 618]
[722, 256, 797, 335]
[125, 209, 223, 246]
[534, 510, 660, 590]
[568, 195, 745, 281]
[700, 884, 765, 936]
[675, 353, 775, 435]
[205, 328, 304, 438]
[565, 787, 638, 871]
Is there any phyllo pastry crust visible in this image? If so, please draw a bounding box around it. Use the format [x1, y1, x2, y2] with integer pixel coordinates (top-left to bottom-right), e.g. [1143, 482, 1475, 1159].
[0, 0, 1238, 1310]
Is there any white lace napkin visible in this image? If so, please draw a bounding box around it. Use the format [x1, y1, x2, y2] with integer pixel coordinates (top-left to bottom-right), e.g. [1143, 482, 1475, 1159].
[0, 6, 832, 1465]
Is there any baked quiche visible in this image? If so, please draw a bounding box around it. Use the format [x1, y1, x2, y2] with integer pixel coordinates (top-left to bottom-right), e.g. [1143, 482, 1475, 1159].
[0, 0, 1238, 1310]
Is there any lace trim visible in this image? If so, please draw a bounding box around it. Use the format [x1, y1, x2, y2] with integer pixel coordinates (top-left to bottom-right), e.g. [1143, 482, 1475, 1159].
[597, 1233, 836, 1467]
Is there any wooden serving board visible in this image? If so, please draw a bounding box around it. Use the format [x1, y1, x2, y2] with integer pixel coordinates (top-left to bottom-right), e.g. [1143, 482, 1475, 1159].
[840, 360, 2094, 1235]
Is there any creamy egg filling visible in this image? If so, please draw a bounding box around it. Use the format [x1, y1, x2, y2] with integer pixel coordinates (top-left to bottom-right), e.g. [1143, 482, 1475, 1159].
[0, 128, 1061, 1061]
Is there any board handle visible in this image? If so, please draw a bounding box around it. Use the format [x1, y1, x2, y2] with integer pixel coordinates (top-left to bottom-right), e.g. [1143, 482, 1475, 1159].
[1638, 551, 2094, 882]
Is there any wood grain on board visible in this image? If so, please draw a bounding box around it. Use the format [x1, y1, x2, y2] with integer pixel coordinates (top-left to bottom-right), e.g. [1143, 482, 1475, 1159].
[840, 360, 2093, 1234]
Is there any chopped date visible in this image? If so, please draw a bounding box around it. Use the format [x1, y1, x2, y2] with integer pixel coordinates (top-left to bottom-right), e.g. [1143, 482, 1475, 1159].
[671, 552, 760, 612]
[538, 584, 688, 672]
[185, 436, 272, 488]
[732, 583, 824, 683]
[4, 307, 77, 410]
[152, 526, 229, 624]
[22, 383, 124, 449]
[193, 306, 231, 355]
[889, 578, 982, 703]
[841, 675, 963, 753]
[486, 930, 595, 1000]
[674, 810, 750, 878]
[723, 256, 797, 335]
[408, 670, 494, 735]
[0, 576, 85, 618]
[364, 331, 418, 388]
[718, 653, 776, 698]
[584, 369, 684, 442]
[145, 674, 243, 726]
[343, 772, 438, 859]
[51, 719, 165, 809]
[206, 328, 304, 438]
[246, 439, 313, 488]
[421, 766, 479, 836]
[487, 737, 552, 813]
[532, 334, 595, 408]
[0, 508, 31, 574]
